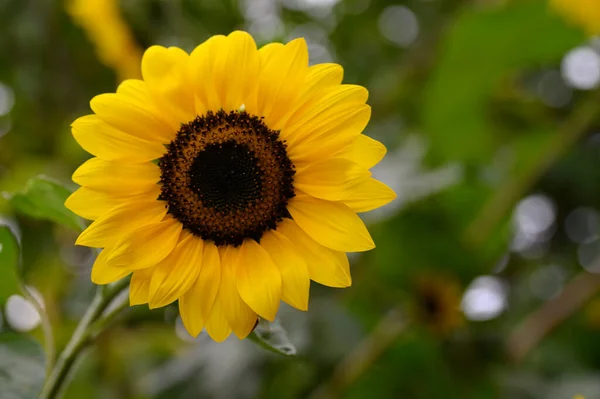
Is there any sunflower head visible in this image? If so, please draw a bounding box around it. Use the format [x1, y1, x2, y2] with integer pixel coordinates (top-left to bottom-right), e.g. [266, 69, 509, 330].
[410, 273, 464, 336]
[550, 0, 600, 35]
[66, 31, 396, 342]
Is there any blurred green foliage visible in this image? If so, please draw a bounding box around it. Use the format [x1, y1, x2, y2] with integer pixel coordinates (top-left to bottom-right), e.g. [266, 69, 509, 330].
[2, 0, 600, 398]
[0, 226, 20, 307]
[0, 333, 45, 399]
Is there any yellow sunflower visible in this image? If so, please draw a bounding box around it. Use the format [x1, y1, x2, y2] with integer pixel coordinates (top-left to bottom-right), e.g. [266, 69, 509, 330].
[411, 273, 463, 336]
[550, 0, 600, 35]
[66, 31, 395, 342]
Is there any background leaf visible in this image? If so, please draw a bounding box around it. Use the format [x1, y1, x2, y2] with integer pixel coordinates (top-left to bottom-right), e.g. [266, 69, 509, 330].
[0, 333, 45, 399]
[250, 320, 297, 357]
[422, 0, 584, 164]
[7, 175, 82, 232]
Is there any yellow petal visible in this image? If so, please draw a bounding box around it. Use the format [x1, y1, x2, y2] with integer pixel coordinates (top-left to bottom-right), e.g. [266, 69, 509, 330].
[341, 178, 396, 213]
[301, 63, 344, 95]
[113, 79, 180, 132]
[205, 298, 232, 342]
[287, 104, 371, 164]
[141, 46, 196, 125]
[217, 245, 258, 339]
[107, 217, 183, 269]
[334, 134, 387, 169]
[65, 185, 161, 221]
[65, 187, 121, 221]
[114, 80, 177, 131]
[256, 42, 284, 64]
[283, 84, 368, 142]
[236, 239, 282, 321]
[72, 158, 160, 195]
[212, 31, 259, 112]
[178, 300, 203, 338]
[276, 63, 344, 124]
[129, 266, 156, 306]
[294, 158, 370, 201]
[71, 115, 165, 162]
[189, 35, 227, 112]
[75, 199, 167, 248]
[277, 219, 351, 287]
[261, 230, 310, 311]
[179, 241, 221, 337]
[148, 231, 203, 309]
[91, 248, 132, 285]
[288, 194, 375, 252]
[142, 46, 188, 88]
[90, 85, 175, 144]
[248, 38, 309, 129]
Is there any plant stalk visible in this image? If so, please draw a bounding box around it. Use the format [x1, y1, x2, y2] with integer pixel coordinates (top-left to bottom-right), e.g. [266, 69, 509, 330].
[38, 279, 129, 399]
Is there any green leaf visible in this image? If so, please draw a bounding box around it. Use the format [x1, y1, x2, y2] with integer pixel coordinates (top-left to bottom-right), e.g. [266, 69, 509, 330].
[0, 225, 21, 307]
[0, 333, 45, 399]
[249, 319, 296, 356]
[422, 0, 585, 164]
[7, 175, 82, 232]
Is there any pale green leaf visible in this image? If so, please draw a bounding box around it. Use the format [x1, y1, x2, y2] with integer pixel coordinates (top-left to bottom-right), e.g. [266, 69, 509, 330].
[8, 175, 82, 232]
[0, 333, 45, 399]
[249, 319, 296, 357]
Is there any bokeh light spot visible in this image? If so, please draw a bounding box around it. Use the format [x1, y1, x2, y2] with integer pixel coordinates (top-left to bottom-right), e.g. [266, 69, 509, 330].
[514, 195, 556, 236]
[578, 238, 600, 273]
[461, 276, 507, 321]
[378, 6, 419, 48]
[5, 295, 41, 332]
[562, 46, 600, 90]
[565, 207, 600, 244]
[0, 82, 15, 116]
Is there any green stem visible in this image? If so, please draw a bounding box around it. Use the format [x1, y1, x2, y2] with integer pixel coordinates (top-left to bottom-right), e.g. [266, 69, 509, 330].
[38, 279, 129, 399]
[88, 288, 130, 339]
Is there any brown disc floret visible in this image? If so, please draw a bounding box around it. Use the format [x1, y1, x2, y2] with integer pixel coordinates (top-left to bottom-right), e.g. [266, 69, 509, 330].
[158, 110, 295, 247]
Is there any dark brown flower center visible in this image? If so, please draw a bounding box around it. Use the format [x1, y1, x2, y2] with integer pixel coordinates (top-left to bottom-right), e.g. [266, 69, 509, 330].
[420, 291, 442, 319]
[158, 110, 295, 246]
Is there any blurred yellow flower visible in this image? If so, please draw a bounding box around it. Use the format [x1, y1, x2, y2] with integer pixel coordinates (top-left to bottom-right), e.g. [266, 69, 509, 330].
[66, 31, 395, 342]
[550, 0, 600, 35]
[67, 0, 142, 80]
[411, 273, 464, 335]
[573, 395, 586, 399]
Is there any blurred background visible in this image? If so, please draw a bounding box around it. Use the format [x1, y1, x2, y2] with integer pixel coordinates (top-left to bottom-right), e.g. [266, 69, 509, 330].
[2, 0, 600, 398]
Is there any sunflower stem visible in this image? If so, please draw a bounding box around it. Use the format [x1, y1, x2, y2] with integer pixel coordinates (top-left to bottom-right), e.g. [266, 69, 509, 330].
[39, 278, 130, 399]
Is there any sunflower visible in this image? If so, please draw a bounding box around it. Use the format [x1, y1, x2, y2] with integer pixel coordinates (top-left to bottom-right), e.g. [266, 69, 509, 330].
[66, 31, 395, 342]
[410, 273, 463, 336]
[550, 0, 600, 35]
